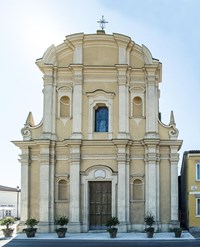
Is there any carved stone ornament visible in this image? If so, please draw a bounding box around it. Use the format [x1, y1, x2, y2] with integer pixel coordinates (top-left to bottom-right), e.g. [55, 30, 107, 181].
[168, 126, 179, 140]
[21, 125, 32, 140]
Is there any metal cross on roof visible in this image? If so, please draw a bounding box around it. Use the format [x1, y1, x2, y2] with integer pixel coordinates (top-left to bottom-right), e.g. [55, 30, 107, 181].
[97, 15, 108, 30]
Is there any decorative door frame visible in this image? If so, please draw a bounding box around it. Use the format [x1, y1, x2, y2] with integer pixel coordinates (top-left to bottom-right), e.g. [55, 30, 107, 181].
[81, 165, 118, 232]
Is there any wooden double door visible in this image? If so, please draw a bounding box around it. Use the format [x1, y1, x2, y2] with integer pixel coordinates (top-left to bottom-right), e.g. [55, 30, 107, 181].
[89, 181, 111, 230]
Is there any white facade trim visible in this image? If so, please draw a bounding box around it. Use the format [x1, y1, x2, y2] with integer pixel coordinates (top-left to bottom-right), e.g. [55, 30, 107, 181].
[81, 165, 117, 232]
[86, 90, 114, 140]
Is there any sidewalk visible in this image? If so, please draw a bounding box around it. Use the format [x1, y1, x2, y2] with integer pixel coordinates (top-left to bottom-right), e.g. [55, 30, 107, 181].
[0, 230, 195, 246]
[15, 231, 195, 240]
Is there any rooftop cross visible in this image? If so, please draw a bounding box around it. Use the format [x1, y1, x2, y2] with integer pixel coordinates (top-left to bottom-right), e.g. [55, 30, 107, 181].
[97, 15, 108, 30]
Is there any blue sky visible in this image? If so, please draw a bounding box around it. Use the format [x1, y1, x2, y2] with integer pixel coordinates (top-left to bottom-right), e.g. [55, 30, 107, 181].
[0, 0, 200, 187]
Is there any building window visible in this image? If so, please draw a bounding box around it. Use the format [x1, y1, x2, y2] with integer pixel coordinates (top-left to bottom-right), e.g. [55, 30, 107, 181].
[196, 164, 200, 180]
[133, 96, 142, 117]
[58, 179, 68, 200]
[86, 90, 114, 139]
[95, 106, 108, 132]
[5, 210, 11, 216]
[60, 96, 70, 118]
[196, 199, 200, 216]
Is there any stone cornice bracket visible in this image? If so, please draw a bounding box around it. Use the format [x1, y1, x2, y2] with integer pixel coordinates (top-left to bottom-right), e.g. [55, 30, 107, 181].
[142, 139, 160, 163]
[144, 63, 162, 84]
[63, 140, 82, 159]
[112, 139, 132, 162]
[20, 149, 31, 166]
[115, 64, 131, 85]
[69, 64, 83, 85]
[112, 139, 132, 146]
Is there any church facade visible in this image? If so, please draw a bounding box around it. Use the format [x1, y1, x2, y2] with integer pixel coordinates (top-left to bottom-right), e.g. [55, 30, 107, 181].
[13, 30, 182, 233]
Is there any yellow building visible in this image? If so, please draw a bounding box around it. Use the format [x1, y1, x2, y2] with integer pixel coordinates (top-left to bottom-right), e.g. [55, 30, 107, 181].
[13, 29, 182, 233]
[180, 151, 200, 232]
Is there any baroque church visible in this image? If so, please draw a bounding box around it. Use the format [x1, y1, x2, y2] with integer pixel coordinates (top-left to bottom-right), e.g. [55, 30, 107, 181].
[13, 27, 182, 233]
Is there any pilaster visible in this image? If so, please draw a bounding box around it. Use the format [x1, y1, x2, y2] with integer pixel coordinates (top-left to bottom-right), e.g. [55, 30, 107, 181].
[68, 140, 82, 232]
[49, 142, 56, 232]
[170, 146, 180, 226]
[145, 66, 159, 138]
[42, 66, 56, 140]
[38, 140, 52, 232]
[19, 147, 30, 224]
[113, 139, 131, 232]
[70, 65, 83, 139]
[144, 139, 160, 225]
[116, 65, 130, 139]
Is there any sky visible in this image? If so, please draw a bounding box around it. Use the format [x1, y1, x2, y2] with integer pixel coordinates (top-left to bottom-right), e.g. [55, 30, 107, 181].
[0, 0, 199, 188]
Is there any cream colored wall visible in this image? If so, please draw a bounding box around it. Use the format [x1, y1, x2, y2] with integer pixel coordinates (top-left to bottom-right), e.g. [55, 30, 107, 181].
[130, 53, 144, 68]
[57, 50, 73, 67]
[55, 161, 70, 174]
[29, 160, 40, 219]
[31, 125, 43, 139]
[160, 159, 171, 223]
[130, 159, 145, 175]
[158, 123, 171, 139]
[129, 119, 145, 140]
[81, 143, 117, 171]
[55, 202, 69, 217]
[84, 46, 118, 65]
[56, 119, 72, 140]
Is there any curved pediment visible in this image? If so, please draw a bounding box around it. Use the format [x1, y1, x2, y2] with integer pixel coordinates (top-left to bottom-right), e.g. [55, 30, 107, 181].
[36, 32, 159, 72]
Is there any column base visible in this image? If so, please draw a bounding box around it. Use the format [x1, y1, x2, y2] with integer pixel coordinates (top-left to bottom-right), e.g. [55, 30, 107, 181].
[68, 222, 82, 232]
[118, 221, 129, 232]
[16, 222, 26, 233]
[169, 220, 180, 229]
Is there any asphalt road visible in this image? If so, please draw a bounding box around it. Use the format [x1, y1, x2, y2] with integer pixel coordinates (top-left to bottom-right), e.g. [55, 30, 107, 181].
[3, 239, 200, 247]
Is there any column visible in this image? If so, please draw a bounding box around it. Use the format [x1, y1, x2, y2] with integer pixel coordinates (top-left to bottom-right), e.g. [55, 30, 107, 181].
[115, 140, 130, 232]
[144, 141, 160, 224]
[68, 141, 81, 232]
[38, 141, 51, 232]
[42, 68, 54, 139]
[170, 146, 180, 226]
[18, 147, 30, 231]
[145, 67, 159, 138]
[49, 142, 55, 232]
[116, 65, 130, 139]
[70, 65, 83, 139]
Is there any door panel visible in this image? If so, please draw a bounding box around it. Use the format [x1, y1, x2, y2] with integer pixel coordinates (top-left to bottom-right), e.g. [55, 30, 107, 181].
[89, 181, 111, 230]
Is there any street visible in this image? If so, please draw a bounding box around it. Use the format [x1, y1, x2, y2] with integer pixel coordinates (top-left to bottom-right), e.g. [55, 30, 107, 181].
[3, 239, 200, 247]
